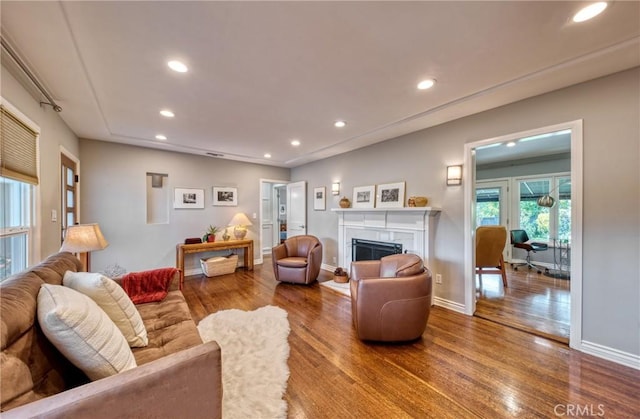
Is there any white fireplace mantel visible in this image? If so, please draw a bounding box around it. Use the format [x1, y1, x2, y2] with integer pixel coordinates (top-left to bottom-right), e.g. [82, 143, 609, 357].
[332, 207, 441, 272]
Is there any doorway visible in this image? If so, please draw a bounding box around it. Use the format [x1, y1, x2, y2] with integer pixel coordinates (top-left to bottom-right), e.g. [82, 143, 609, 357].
[463, 120, 583, 348]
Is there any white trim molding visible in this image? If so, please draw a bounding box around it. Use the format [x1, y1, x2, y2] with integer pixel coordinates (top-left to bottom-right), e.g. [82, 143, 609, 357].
[580, 341, 640, 370]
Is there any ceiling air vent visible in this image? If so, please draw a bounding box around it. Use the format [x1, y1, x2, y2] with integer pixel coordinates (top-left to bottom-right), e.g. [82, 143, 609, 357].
[206, 152, 224, 158]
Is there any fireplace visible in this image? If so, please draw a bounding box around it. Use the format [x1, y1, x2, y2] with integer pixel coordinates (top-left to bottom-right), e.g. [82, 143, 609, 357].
[352, 239, 402, 261]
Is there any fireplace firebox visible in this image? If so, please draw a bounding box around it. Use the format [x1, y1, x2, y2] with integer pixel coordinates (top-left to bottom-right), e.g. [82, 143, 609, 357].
[352, 239, 402, 261]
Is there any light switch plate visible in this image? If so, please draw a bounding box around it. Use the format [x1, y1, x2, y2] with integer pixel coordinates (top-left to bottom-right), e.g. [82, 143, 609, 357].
[51, 209, 57, 222]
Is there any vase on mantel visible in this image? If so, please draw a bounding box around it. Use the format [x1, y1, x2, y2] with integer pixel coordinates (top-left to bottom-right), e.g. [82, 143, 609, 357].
[339, 197, 351, 208]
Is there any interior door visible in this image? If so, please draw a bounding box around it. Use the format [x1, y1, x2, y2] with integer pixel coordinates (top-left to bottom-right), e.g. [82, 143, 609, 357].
[475, 180, 509, 260]
[61, 153, 78, 244]
[286, 181, 306, 238]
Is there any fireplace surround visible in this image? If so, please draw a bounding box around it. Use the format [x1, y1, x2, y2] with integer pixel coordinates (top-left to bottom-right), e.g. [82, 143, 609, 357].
[333, 207, 441, 273]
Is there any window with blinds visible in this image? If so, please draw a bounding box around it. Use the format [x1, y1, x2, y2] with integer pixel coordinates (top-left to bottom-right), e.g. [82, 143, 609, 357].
[1, 102, 39, 280]
[0, 104, 39, 185]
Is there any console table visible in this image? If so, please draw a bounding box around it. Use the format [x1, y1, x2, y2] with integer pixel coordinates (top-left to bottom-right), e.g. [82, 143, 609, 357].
[175, 239, 254, 287]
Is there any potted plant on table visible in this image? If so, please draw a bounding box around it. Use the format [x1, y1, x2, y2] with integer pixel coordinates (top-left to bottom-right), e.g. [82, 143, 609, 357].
[203, 225, 219, 243]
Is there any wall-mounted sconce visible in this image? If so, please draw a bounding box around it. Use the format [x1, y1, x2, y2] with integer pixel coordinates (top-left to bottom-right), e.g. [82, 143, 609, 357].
[446, 165, 462, 186]
[332, 182, 340, 195]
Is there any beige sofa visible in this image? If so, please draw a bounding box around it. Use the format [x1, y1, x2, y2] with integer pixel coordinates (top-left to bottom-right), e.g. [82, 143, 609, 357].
[0, 252, 222, 418]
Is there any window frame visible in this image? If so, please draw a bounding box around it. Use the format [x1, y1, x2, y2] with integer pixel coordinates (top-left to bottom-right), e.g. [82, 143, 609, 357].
[0, 97, 41, 278]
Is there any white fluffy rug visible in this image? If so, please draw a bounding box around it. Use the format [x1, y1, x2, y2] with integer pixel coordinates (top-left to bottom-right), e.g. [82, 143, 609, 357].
[319, 280, 350, 297]
[197, 305, 290, 419]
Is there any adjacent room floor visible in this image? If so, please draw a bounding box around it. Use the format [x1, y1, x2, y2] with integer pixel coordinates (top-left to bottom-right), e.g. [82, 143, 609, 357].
[475, 265, 570, 343]
[182, 262, 637, 418]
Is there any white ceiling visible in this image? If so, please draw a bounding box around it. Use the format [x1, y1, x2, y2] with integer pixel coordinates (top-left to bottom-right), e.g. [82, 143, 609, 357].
[1, 1, 639, 168]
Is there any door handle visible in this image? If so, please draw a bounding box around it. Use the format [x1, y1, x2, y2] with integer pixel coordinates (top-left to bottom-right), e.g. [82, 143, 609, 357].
[300, 225, 305, 229]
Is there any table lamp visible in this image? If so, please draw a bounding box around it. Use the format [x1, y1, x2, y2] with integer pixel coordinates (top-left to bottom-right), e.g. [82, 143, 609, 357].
[60, 223, 109, 271]
[228, 212, 253, 240]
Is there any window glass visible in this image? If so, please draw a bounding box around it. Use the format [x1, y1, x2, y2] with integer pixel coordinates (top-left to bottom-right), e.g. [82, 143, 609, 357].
[1, 177, 31, 280]
[558, 177, 571, 242]
[476, 187, 500, 226]
[519, 179, 550, 242]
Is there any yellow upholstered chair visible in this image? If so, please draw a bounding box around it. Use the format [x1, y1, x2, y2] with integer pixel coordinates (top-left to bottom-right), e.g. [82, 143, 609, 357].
[475, 226, 508, 287]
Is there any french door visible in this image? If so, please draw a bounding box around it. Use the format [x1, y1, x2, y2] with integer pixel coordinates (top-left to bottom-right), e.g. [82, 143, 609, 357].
[475, 180, 509, 260]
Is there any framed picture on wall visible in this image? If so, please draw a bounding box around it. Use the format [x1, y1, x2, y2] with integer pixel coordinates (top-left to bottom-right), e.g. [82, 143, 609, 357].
[173, 188, 205, 209]
[353, 185, 376, 209]
[376, 182, 405, 208]
[314, 187, 326, 210]
[212, 186, 238, 206]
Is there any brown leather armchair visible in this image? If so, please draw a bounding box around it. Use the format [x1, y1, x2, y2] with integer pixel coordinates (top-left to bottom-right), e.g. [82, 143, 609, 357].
[272, 235, 323, 284]
[476, 226, 508, 287]
[350, 254, 432, 342]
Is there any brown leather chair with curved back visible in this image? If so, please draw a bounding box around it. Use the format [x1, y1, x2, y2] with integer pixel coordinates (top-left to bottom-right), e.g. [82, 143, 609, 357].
[349, 253, 432, 342]
[476, 226, 508, 287]
[272, 235, 323, 284]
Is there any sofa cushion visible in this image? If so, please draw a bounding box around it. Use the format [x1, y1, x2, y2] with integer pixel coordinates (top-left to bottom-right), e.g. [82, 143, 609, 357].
[132, 291, 203, 365]
[37, 284, 137, 381]
[63, 271, 148, 348]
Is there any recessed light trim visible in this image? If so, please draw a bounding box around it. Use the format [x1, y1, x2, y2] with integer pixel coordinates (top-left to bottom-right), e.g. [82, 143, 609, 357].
[334, 120, 346, 128]
[573, 2, 607, 22]
[264, 153, 272, 158]
[155, 134, 167, 140]
[506, 141, 516, 147]
[167, 60, 188, 73]
[160, 109, 175, 118]
[417, 79, 436, 90]
[291, 140, 301, 147]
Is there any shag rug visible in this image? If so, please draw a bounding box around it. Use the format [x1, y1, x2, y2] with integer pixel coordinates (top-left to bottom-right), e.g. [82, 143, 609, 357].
[319, 280, 350, 297]
[197, 305, 290, 419]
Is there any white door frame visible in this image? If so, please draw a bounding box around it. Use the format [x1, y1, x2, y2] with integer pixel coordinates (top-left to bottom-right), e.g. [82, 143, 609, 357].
[463, 120, 583, 349]
[258, 178, 289, 265]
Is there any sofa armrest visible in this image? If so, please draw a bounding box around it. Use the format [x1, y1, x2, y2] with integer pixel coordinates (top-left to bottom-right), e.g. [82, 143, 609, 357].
[3, 341, 222, 419]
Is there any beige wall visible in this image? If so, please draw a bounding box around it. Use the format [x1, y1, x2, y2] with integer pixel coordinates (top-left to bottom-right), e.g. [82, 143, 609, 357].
[293, 67, 640, 356]
[79, 139, 289, 272]
[1, 65, 81, 259]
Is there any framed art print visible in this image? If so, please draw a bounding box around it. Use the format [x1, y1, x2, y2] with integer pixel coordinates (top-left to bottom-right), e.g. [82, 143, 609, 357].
[352, 185, 375, 209]
[212, 186, 238, 206]
[376, 182, 405, 208]
[174, 188, 205, 209]
[314, 187, 326, 210]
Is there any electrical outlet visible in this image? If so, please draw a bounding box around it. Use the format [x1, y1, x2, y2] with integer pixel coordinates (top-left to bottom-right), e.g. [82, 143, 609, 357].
[435, 274, 442, 284]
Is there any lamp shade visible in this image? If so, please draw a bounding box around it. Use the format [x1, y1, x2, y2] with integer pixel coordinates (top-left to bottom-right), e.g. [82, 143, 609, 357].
[60, 224, 109, 253]
[228, 212, 253, 227]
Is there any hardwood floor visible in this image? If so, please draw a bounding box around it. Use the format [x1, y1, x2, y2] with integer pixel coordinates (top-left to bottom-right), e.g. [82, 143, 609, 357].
[183, 263, 639, 418]
[475, 265, 570, 343]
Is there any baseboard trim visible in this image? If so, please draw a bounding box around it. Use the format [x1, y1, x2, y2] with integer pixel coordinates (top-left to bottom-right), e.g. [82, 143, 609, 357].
[321, 263, 337, 272]
[433, 297, 466, 314]
[580, 340, 640, 370]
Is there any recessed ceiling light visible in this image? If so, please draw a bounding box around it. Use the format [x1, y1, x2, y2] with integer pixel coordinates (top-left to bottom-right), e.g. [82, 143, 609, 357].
[291, 140, 301, 146]
[167, 60, 188, 73]
[160, 109, 175, 118]
[506, 141, 516, 147]
[573, 2, 607, 22]
[334, 120, 346, 128]
[155, 134, 167, 140]
[417, 79, 436, 90]
[264, 153, 272, 158]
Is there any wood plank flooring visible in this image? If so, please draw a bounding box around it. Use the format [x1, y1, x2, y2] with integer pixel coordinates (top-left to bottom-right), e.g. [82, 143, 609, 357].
[183, 263, 639, 418]
[475, 265, 570, 343]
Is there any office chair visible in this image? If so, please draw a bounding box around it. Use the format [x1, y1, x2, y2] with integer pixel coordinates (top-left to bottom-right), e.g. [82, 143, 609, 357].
[510, 229, 548, 274]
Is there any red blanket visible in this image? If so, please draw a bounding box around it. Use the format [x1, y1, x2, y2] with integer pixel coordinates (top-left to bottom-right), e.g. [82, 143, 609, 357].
[122, 268, 178, 304]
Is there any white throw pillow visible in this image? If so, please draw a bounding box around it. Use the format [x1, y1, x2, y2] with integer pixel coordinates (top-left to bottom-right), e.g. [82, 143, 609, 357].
[37, 284, 137, 381]
[63, 271, 148, 347]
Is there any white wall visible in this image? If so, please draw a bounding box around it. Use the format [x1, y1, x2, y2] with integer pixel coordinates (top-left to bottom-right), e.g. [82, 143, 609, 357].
[1, 64, 81, 259]
[79, 139, 289, 272]
[292, 67, 640, 357]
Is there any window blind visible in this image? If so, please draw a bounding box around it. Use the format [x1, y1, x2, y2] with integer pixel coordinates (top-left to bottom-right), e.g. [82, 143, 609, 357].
[0, 105, 39, 185]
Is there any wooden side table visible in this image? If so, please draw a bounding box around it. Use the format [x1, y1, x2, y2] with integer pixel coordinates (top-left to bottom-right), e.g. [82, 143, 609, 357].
[176, 239, 254, 288]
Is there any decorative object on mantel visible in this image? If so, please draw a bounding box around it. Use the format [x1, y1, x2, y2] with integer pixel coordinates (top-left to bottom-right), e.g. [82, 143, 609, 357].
[228, 212, 253, 239]
[339, 196, 351, 208]
[408, 196, 429, 207]
[202, 225, 219, 243]
[353, 185, 375, 209]
[222, 228, 231, 241]
[376, 182, 405, 208]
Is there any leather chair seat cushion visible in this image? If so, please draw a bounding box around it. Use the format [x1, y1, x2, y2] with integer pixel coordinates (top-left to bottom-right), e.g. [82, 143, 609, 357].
[275, 257, 308, 268]
[132, 291, 203, 366]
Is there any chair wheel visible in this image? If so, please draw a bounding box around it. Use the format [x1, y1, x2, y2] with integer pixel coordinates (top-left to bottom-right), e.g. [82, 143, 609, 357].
[514, 267, 518, 271]
[537, 270, 542, 274]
